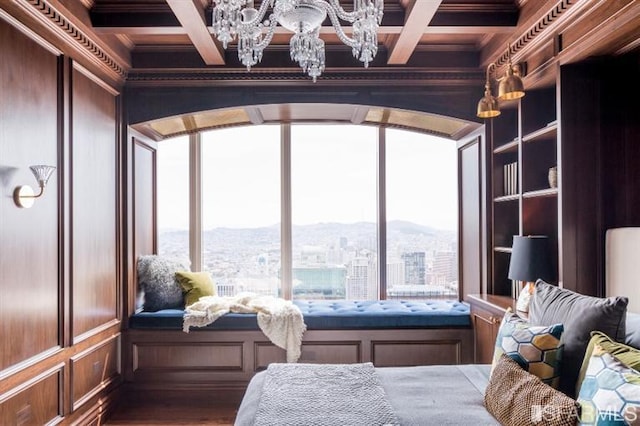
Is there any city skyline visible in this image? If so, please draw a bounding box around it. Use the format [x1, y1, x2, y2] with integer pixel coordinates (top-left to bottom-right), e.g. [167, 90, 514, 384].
[159, 220, 458, 300]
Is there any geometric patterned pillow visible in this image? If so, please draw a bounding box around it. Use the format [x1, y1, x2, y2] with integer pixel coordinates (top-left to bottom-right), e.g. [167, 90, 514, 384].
[492, 308, 565, 388]
[577, 347, 640, 425]
[576, 331, 640, 397]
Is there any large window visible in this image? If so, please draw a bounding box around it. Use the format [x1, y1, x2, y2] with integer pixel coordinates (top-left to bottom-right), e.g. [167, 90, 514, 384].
[291, 125, 377, 300]
[386, 129, 458, 299]
[202, 126, 281, 296]
[156, 123, 458, 300]
[157, 136, 189, 258]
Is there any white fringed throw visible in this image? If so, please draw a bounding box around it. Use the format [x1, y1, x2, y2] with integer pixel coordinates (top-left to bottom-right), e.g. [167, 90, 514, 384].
[183, 293, 306, 363]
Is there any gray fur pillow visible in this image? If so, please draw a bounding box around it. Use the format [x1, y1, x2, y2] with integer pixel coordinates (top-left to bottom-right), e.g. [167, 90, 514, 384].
[137, 255, 190, 311]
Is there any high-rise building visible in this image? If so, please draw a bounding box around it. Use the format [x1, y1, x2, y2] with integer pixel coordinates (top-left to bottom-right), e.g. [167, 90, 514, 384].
[386, 261, 405, 288]
[401, 252, 426, 285]
[433, 251, 456, 285]
[347, 257, 369, 300]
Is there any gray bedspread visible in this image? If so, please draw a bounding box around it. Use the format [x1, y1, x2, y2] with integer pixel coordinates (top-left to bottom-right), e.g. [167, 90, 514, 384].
[235, 364, 498, 425]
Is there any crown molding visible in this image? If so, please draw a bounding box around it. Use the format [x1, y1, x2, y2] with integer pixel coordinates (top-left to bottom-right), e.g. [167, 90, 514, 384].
[10, 0, 128, 85]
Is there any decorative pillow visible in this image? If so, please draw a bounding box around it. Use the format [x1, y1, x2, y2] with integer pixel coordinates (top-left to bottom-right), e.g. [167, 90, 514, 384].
[492, 308, 564, 388]
[137, 255, 190, 311]
[625, 313, 640, 349]
[485, 354, 579, 426]
[576, 331, 640, 396]
[176, 271, 216, 307]
[529, 280, 628, 396]
[577, 348, 640, 425]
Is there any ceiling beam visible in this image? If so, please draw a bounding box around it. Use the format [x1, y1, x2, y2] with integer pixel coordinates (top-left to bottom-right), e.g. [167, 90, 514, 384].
[388, 0, 443, 64]
[93, 24, 516, 36]
[165, 0, 224, 65]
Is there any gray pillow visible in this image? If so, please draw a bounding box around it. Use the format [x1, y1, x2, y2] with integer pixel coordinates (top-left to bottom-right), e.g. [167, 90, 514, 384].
[137, 255, 190, 311]
[529, 280, 628, 397]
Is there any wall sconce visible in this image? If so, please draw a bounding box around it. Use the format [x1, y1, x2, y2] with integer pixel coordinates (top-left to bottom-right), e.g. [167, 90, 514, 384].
[498, 43, 525, 101]
[477, 63, 501, 118]
[476, 43, 526, 119]
[13, 165, 56, 208]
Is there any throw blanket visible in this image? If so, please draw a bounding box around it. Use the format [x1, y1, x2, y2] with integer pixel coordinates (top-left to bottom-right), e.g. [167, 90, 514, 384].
[183, 293, 306, 363]
[254, 363, 399, 426]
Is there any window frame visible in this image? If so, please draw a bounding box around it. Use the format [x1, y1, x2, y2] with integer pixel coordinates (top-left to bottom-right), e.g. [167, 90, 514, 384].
[166, 123, 457, 301]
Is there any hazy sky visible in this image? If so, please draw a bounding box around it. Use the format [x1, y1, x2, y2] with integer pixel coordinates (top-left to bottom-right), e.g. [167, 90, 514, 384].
[157, 124, 458, 231]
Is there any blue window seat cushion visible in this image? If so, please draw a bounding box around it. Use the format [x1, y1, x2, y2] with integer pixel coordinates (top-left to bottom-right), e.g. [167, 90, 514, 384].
[129, 299, 471, 330]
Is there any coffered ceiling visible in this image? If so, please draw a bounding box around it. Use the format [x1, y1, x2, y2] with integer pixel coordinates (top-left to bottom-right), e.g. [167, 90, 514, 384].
[87, 0, 520, 83]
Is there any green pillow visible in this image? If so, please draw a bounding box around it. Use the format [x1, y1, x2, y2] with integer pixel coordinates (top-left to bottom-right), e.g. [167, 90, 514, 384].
[576, 330, 640, 396]
[175, 271, 215, 306]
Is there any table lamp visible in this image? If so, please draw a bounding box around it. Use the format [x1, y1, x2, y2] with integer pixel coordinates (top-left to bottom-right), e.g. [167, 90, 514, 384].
[508, 235, 554, 312]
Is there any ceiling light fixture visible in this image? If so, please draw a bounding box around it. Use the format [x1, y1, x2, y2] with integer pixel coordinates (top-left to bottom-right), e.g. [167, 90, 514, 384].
[211, 0, 384, 82]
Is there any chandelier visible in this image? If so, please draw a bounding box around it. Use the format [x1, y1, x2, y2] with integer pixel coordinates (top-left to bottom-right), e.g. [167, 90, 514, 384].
[211, 0, 384, 81]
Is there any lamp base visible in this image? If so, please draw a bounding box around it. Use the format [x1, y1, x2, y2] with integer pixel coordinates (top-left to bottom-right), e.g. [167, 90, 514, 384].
[516, 282, 535, 313]
[14, 185, 35, 208]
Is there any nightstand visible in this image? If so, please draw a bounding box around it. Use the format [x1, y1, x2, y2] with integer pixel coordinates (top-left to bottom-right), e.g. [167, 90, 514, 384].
[465, 294, 520, 364]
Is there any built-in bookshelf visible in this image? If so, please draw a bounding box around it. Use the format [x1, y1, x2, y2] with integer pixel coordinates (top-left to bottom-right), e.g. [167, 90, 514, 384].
[489, 87, 558, 296]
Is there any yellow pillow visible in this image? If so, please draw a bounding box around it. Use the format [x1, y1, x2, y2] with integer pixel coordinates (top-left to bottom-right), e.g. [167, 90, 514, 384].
[175, 271, 216, 306]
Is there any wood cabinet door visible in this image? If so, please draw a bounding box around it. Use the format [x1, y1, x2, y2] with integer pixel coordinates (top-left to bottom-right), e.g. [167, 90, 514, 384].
[471, 306, 499, 364]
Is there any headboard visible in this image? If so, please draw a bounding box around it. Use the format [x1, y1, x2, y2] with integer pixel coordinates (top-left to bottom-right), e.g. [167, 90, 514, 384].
[606, 227, 640, 313]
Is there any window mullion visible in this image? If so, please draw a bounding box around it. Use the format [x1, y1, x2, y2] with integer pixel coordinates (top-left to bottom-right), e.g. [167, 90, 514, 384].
[377, 126, 387, 300]
[281, 124, 292, 300]
[189, 132, 202, 272]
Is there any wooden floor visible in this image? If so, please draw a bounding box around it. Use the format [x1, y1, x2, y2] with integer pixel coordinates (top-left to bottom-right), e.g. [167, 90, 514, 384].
[106, 391, 243, 425]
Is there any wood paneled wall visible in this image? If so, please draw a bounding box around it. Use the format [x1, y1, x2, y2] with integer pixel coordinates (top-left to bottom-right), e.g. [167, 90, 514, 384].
[0, 17, 60, 373]
[559, 53, 640, 296]
[72, 66, 119, 341]
[0, 14, 122, 425]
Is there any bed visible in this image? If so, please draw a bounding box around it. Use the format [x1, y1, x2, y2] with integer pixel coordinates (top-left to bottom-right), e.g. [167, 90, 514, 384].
[236, 363, 496, 425]
[234, 227, 640, 425]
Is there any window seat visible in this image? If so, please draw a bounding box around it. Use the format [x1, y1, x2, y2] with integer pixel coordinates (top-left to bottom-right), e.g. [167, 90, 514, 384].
[129, 299, 471, 330]
[123, 299, 474, 393]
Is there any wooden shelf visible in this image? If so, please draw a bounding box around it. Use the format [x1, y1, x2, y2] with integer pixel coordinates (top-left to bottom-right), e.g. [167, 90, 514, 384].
[494, 138, 519, 154]
[523, 187, 558, 198]
[494, 194, 519, 202]
[494, 246, 512, 253]
[522, 121, 558, 143]
[489, 87, 558, 302]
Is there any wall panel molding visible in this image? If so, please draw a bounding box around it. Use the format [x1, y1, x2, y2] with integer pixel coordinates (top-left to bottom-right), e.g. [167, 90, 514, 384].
[70, 334, 121, 411]
[0, 364, 64, 426]
[71, 60, 118, 341]
[0, 16, 60, 372]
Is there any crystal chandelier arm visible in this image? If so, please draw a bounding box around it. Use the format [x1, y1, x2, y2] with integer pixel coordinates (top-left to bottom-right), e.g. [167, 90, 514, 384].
[252, 14, 278, 51]
[324, 0, 359, 22]
[322, 2, 359, 48]
[242, 0, 273, 27]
